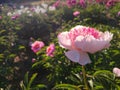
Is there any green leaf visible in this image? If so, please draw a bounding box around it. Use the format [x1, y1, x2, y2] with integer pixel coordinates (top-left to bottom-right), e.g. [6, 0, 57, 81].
[19, 45, 25, 50]
[116, 85, 120, 90]
[93, 70, 116, 89]
[27, 73, 38, 89]
[32, 62, 41, 68]
[9, 54, 16, 58]
[53, 84, 81, 90]
[88, 79, 93, 90]
[0, 30, 6, 34]
[36, 84, 47, 88]
[20, 81, 27, 90]
[24, 72, 29, 86]
[31, 84, 47, 90]
[94, 86, 104, 90]
[0, 54, 4, 59]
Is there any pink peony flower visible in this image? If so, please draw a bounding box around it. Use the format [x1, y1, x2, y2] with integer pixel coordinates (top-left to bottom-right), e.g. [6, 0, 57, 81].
[52, 0, 60, 8]
[11, 14, 20, 20]
[46, 44, 55, 57]
[66, 0, 77, 7]
[32, 58, 36, 63]
[118, 11, 120, 16]
[73, 11, 80, 16]
[79, 0, 86, 8]
[0, 16, 2, 19]
[31, 41, 44, 53]
[58, 25, 113, 65]
[113, 67, 120, 77]
[30, 7, 35, 12]
[106, 0, 115, 7]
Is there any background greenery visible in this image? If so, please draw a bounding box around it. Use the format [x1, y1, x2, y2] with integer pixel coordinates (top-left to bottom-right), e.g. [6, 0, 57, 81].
[0, 0, 120, 90]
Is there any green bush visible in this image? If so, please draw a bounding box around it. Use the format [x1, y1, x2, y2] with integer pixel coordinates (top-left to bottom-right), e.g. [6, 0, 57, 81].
[0, 0, 120, 89]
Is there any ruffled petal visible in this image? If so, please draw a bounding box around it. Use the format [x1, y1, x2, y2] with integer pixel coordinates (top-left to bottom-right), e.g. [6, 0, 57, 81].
[74, 35, 111, 53]
[78, 51, 91, 65]
[101, 31, 113, 48]
[65, 50, 91, 65]
[65, 50, 80, 63]
[58, 32, 72, 49]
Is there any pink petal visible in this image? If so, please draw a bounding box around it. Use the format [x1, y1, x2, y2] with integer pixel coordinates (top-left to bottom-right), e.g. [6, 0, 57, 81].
[65, 50, 80, 63]
[58, 32, 72, 49]
[74, 35, 112, 53]
[113, 67, 120, 77]
[65, 50, 91, 65]
[102, 31, 113, 42]
[78, 51, 91, 65]
[73, 11, 80, 16]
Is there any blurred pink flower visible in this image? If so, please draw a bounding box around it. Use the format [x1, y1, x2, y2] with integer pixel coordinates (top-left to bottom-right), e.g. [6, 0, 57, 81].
[0, 16, 2, 19]
[58, 25, 113, 65]
[73, 11, 80, 16]
[46, 44, 55, 57]
[31, 41, 44, 53]
[30, 7, 35, 12]
[118, 11, 120, 16]
[32, 58, 36, 63]
[52, 0, 60, 8]
[106, 0, 115, 7]
[66, 0, 77, 7]
[11, 14, 20, 20]
[113, 67, 120, 77]
[79, 0, 86, 8]
[88, 0, 93, 3]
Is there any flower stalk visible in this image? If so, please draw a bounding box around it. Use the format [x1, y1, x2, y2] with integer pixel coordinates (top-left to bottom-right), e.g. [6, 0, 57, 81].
[82, 65, 89, 90]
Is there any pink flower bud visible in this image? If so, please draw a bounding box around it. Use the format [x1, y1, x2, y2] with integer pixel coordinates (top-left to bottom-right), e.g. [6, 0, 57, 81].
[32, 58, 36, 63]
[113, 67, 120, 77]
[73, 11, 80, 16]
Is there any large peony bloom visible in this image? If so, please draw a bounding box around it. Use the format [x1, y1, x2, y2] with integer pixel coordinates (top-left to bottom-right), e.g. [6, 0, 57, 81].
[58, 25, 113, 65]
[113, 67, 120, 77]
[31, 41, 44, 53]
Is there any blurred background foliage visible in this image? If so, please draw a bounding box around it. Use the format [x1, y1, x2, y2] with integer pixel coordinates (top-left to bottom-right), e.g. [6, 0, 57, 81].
[0, 0, 120, 90]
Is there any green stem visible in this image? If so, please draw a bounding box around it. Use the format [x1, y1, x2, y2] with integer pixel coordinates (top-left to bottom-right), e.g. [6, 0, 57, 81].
[82, 65, 89, 90]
